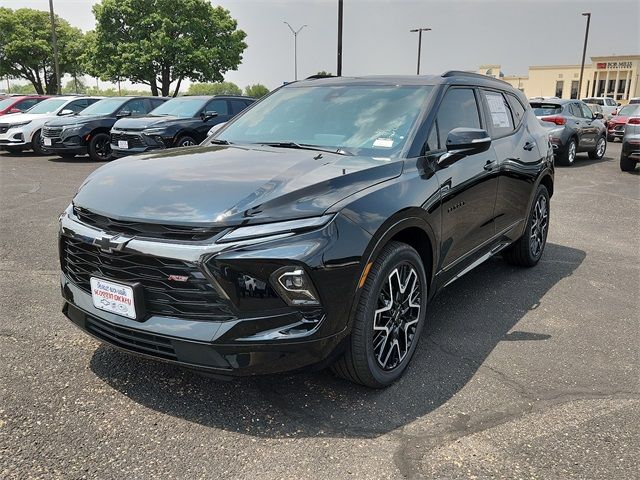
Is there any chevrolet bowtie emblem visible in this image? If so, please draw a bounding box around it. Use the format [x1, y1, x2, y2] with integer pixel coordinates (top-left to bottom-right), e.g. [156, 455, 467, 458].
[93, 234, 130, 253]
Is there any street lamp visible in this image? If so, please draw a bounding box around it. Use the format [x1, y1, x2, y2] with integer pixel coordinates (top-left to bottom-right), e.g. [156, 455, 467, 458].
[410, 27, 431, 75]
[284, 21, 307, 81]
[48, 0, 61, 94]
[578, 13, 591, 99]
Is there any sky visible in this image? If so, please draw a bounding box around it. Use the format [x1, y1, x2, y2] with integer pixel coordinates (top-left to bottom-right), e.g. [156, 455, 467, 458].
[2, 0, 639, 91]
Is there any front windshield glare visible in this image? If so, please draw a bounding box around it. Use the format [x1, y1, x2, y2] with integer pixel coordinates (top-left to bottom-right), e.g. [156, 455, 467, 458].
[80, 98, 126, 116]
[25, 98, 67, 114]
[149, 97, 207, 118]
[217, 85, 433, 156]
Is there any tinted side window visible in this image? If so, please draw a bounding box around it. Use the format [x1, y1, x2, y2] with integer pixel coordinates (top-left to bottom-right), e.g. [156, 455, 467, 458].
[122, 99, 147, 115]
[482, 90, 514, 137]
[579, 103, 594, 118]
[436, 88, 481, 147]
[229, 99, 249, 115]
[18, 99, 39, 111]
[67, 99, 88, 113]
[506, 94, 526, 127]
[206, 99, 229, 116]
[567, 103, 582, 117]
[426, 122, 439, 151]
[150, 98, 166, 110]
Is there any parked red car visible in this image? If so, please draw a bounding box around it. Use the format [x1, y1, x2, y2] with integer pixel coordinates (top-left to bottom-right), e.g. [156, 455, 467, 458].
[0, 95, 50, 116]
[607, 104, 640, 142]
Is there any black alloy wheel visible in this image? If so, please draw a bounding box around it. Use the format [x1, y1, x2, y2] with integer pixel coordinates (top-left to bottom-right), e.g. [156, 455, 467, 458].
[88, 133, 112, 162]
[332, 241, 428, 388]
[177, 136, 196, 147]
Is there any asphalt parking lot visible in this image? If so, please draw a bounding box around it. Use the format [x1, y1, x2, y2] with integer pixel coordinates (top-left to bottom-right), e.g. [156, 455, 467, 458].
[0, 142, 638, 479]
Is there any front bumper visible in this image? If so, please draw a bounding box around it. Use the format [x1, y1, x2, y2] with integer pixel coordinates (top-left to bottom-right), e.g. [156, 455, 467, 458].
[0, 127, 28, 147]
[59, 207, 371, 375]
[110, 130, 168, 158]
[608, 125, 625, 139]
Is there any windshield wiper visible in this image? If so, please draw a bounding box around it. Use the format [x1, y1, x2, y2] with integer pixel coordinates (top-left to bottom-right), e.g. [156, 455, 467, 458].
[257, 141, 352, 156]
[210, 138, 232, 145]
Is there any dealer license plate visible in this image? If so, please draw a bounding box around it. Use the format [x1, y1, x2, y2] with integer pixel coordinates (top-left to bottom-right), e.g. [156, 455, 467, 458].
[43, 138, 52, 146]
[118, 140, 129, 149]
[90, 277, 137, 319]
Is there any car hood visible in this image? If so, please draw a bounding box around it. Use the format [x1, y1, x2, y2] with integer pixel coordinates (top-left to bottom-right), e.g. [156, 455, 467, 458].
[46, 114, 113, 126]
[113, 115, 187, 130]
[0, 112, 50, 125]
[73, 145, 403, 226]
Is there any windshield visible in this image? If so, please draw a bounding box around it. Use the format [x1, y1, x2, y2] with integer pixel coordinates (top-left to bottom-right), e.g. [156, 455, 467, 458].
[0, 97, 18, 110]
[79, 98, 127, 116]
[583, 98, 603, 105]
[530, 103, 563, 116]
[24, 98, 67, 114]
[149, 97, 207, 118]
[217, 84, 433, 157]
[617, 105, 640, 116]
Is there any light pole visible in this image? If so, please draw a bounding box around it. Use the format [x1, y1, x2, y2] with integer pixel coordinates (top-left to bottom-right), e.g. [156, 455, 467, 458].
[578, 13, 591, 99]
[284, 21, 307, 81]
[410, 27, 431, 75]
[337, 0, 343, 76]
[48, 0, 61, 94]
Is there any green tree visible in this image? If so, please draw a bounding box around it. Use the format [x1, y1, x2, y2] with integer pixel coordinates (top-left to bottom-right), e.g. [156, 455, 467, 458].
[0, 8, 86, 94]
[7, 83, 36, 94]
[62, 78, 87, 94]
[315, 71, 333, 77]
[187, 82, 242, 96]
[244, 84, 269, 98]
[88, 0, 247, 97]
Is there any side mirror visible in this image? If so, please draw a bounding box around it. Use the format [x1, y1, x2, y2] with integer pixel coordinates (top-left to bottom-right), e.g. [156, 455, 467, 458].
[437, 128, 492, 167]
[611, 111, 617, 116]
[617, 102, 621, 106]
[116, 110, 131, 118]
[8, 107, 21, 114]
[594, 112, 604, 120]
[59, 109, 74, 116]
[201, 110, 218, 121]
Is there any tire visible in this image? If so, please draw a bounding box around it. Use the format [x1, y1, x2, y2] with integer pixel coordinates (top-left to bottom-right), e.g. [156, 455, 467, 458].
[31, 130, 45, 155]
[503, 185, 550, 267]
[620, 154, 636, 172]
[331, 241, 428, 388]
[176, 136, 196, 147]
[588, 135, 606, 160]
[557, 138, 577, 166]
[88, 133, 112, 161]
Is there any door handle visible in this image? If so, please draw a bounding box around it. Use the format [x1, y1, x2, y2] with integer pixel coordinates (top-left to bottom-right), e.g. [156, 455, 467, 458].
[523, 141, 536, 151]
[484, 160, 497, 171]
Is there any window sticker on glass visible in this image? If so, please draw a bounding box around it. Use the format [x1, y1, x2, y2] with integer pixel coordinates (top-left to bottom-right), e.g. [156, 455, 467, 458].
[485, 92, 511, 128]
[373, 138, 394, 148]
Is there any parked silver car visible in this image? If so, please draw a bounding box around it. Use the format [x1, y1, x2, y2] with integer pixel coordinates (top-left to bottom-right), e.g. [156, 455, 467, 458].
[620, 115, 640, 172]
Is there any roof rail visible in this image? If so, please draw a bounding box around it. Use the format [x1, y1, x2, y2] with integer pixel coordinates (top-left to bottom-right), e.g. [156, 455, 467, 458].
[442, 70, 511, 86]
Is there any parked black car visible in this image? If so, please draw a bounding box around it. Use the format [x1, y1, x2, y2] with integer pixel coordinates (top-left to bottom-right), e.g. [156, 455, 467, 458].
[110, 95, 254, 157]
[59, 72, 554, 388]
[41, 96, 167, 161]
[530, 99, 607, 166]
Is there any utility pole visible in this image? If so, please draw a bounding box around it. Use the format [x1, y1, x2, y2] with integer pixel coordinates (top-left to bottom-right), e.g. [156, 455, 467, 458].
[578, 13, 591, 100]
[410, 27, 431, 75]
[284, 21, 307, 81]
[48, 0, 61, 94]
[337, 0, 343, 76]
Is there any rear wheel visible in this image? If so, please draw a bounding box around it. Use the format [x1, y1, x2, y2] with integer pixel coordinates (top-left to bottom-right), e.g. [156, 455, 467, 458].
[557, 138, 577, 166]
[503, 185, 549, 267]
[88, 133, 112, 161]
[588, 136, 606, 160]
[331, 242, 427, 388]
[620, 154, 637, 172]
[31, 130, 45, 155]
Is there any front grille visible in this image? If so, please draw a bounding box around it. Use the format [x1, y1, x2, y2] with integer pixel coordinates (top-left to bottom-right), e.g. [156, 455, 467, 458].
[61, 236, 234, 320]
[43, 126, 63, 138]
[614, 125, 625, 132]
[85, 315, 177, 360]
[74, 207, 223, 241]
[111, 131, 146, 148]
[0, 125, 8, 134]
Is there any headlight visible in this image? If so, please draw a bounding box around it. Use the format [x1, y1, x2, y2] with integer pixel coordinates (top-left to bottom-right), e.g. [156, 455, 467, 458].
[143, 128, 168, 136]
[62, 124, 83, 133]
[9, 121, 31, 128]
[218, 215, 334, 243]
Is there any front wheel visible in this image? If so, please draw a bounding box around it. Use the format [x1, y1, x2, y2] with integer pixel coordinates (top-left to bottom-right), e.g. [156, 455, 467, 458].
[88, 133, 112, 161]
[176, 136, 196, 147]
[503, 185, 550, 267]
[588, 136, 606, 160]
[331, 241, 428, 388]
[31, 130, 45, 155]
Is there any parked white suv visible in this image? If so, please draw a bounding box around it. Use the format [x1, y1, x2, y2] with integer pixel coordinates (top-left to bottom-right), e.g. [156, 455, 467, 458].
[0, 96, 102, 154]
[581, 97, 619, 122]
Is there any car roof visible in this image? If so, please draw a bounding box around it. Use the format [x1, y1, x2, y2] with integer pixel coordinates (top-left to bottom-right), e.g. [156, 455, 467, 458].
[177, 95, 255, 100]
[530, 98, 576, 105]
[292, 71, 516, 90]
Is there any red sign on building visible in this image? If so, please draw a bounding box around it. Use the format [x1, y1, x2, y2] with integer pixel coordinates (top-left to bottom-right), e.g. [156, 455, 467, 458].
[596, 63, 607, 69]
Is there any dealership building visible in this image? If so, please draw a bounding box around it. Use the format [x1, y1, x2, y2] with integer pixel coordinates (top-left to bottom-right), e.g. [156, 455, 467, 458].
[478, 54, 640, 103]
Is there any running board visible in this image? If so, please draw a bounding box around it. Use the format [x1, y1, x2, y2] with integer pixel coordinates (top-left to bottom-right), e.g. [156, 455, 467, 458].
[442, 242, 510, 288]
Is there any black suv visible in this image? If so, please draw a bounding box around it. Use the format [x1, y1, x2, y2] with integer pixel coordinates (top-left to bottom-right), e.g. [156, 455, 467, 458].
[110, 95, 254, 157]
[59, 72, 554, 388]
[42, 96, 167, 161]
